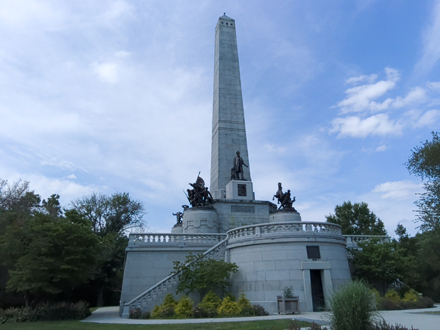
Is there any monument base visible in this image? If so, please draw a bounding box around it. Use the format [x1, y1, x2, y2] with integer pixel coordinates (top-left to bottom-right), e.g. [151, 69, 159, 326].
[226, 180, 254, 200]
[269, 209, 302, 222]
[182, 207, 219, 233]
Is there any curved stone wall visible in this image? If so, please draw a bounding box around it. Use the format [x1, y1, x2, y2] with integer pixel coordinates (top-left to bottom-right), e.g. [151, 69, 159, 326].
[226, 222, 351, 313]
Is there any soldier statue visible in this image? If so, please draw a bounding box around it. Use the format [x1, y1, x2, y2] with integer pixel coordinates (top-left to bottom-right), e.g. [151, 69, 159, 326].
[273, 182, 297, 211]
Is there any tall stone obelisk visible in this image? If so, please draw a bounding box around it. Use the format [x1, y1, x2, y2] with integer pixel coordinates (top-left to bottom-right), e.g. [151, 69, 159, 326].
[210, 14, 252, 199]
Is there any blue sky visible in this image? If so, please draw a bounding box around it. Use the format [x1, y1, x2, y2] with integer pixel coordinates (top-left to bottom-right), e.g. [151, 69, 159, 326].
[1, 0, 439, 236]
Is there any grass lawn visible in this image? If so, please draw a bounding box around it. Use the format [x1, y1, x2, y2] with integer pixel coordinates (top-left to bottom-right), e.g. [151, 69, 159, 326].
[420, 311, 440, 315]
[3, 319, 311, 330]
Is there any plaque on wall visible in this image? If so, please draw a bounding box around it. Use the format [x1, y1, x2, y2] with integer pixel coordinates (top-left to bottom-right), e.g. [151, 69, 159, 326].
[231, 205, 255, 213]
[238, 184, 247, 196]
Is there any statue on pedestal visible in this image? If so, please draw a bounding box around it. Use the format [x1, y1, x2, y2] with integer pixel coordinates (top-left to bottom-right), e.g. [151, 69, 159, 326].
[172, 211, 183, 225]
[186, 174, 214, 207]
[273, 182, 297, 211]
[231, 151, 248, 180]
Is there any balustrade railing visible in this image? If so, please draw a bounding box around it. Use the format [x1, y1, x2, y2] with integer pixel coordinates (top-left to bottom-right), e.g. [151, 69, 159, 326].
[227, 221, 342, 241]
[129, 233, 227, 245]
[344, 235, 390, 248]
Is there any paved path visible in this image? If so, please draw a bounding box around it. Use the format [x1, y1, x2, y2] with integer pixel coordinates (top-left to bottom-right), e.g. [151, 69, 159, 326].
[84, 306, 440, 329]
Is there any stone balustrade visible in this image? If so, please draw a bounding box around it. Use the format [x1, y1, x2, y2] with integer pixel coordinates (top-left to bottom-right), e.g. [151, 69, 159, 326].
[129, 233, 227, 246]
[227, 221, 343, 242]
[344, 235, 390, 248]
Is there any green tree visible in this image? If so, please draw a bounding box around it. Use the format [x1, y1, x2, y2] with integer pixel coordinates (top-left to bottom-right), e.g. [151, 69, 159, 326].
[70, 192, 145, 306]
[350, 238, 414, 294]
[406, 131, 440, 231]
[0, 194, 99, 307]
[172, 253, 238, 300]
[326, 201, 386, 235]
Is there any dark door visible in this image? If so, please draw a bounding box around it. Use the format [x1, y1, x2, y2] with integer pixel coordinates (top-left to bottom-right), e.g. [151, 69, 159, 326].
[310, 270, 325, 311]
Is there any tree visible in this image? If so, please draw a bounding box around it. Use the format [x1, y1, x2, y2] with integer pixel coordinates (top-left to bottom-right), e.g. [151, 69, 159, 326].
[172, 253, 238, 300]
[70, 192, 146, 306]
[0, 179, 30, 210]
[350, 239, 414, 295]
[326, 201, 387, 235]
[406, 132, 440, 231]
[0, 194, 99, 307]
[71, 192, 145, 236]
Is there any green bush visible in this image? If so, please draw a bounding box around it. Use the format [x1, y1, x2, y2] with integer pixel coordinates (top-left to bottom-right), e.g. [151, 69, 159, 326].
[141, 311, 150, 319]
[0, 301, 91, 323]
[175, 296, 193, 317]
[328, 280, 378, 330]
[237, 292, 251, 310]
[217, 296, 242, 316]
[385, 289, 401, 303]
[199, 291, 221, 310]
[151, 293, 177, 319]
[162, 293, 178, 308]
[402, 290, 418, 302]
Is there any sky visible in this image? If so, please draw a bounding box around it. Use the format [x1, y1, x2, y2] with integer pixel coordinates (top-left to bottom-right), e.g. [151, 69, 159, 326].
[1, 0, 440, 236]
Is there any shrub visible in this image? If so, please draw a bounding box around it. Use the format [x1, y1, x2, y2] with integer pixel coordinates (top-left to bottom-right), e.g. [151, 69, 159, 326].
[371, 319, 419, 330]
[283, 286, 294, 298]
[151, 304, 161, 318]
[192, 306, 209, 318]
[217, 296, 242, 317]
[175, 296, 193, 317]
[237, 292, 251, 310]
[158, 306, 174, 318]
[141, 311, 150, 319]
[0, 301, 91, 323]
[402, 290, 418, 302]
[378, 297, 401, 310]
[250, 304, 269, 316]
[162, 293, 177, 308]
[129, 308, 142, 319]
[199, 291, 221, 310]
[328, 280, 378, 330]
[385, 289, 401, 303]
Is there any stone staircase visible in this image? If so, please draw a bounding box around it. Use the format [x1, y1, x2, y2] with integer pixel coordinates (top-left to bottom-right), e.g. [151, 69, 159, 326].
[121, 237, 228, 318]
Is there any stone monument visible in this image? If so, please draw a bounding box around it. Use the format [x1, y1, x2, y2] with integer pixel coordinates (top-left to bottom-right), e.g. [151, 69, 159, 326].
[119, 14, 371, 317]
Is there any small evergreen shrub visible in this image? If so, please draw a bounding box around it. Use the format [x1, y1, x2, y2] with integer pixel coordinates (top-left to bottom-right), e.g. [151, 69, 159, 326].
[129, 308, 142, 319]
[158, 306, 175, 318]
[217, 296, 242, 316]
[162, 293, 178, 308]
[283, 286, 294, 298]
[385, 289, 401, 303]
[151, 293, 177, 319]
[237, 292, 251, 310]
[402, 290, 418, 302]
[199, 291, 221, 310]
[175, 296, 193, 317]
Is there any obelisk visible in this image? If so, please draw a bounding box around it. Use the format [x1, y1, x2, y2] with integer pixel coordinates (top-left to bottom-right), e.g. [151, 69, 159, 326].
[210, 14, 251, 199]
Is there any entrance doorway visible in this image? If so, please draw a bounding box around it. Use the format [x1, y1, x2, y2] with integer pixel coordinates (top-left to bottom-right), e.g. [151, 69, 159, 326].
[310, 270, 325, 311]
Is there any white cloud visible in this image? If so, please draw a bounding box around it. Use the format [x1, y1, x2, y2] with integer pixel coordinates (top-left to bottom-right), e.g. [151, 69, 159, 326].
[331, 114, 402, 138]
[372, 180, 423, 201]
[66, 174, 77, 180]
[337, 68, 399, 114]
[91, 62, 119, 83]
[414, 0, 440, 77]
[375, 145, 387, 152]
[345, 73, 378, 85]
[414, 109, 440, 127]
[427, 81, 440, 92]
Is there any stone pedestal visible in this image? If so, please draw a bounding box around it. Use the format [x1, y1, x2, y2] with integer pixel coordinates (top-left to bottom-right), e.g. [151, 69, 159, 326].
[225, 180, 254, 200]
[171, 224, 183, 234]
[182, 207, 219, 233]
[269, 209, 302, 222]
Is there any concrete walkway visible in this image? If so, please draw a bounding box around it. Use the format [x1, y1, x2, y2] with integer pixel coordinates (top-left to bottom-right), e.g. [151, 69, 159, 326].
[83, 306, 440, 329]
